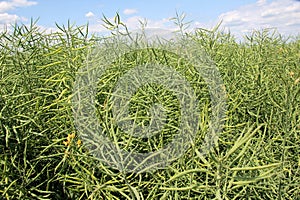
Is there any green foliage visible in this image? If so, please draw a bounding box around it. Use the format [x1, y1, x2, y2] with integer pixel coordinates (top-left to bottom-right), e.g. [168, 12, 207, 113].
[0, 17, 299, 199]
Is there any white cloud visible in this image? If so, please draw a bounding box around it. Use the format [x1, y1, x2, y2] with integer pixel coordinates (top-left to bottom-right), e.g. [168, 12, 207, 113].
[36, 25, 60, 34]
[85, 14, 179, 40]
[85, 11, 95, 18]
[218, 0, 300, 38]
[0, 0, 37, 26]
[88, 23, 107, 33]
[0, 13, 19, 23]
[0, 1, 14, 12]
[192, 20, 215, 31]
[119, 16, 182, 40]
[123, 9, 138, 15]
[0, 0, 37, 12]
[124, 15, 174, 30]
[256, 0, 267, 6]
[11, 0, 36, 7]
[95, 1, 299, 39]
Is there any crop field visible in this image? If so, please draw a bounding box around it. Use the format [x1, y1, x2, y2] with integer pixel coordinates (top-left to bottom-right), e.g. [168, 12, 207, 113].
[0, 17, 300, 199]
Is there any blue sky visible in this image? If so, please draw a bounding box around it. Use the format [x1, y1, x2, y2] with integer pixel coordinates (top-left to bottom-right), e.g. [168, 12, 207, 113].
[0, 0, 299, 38]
